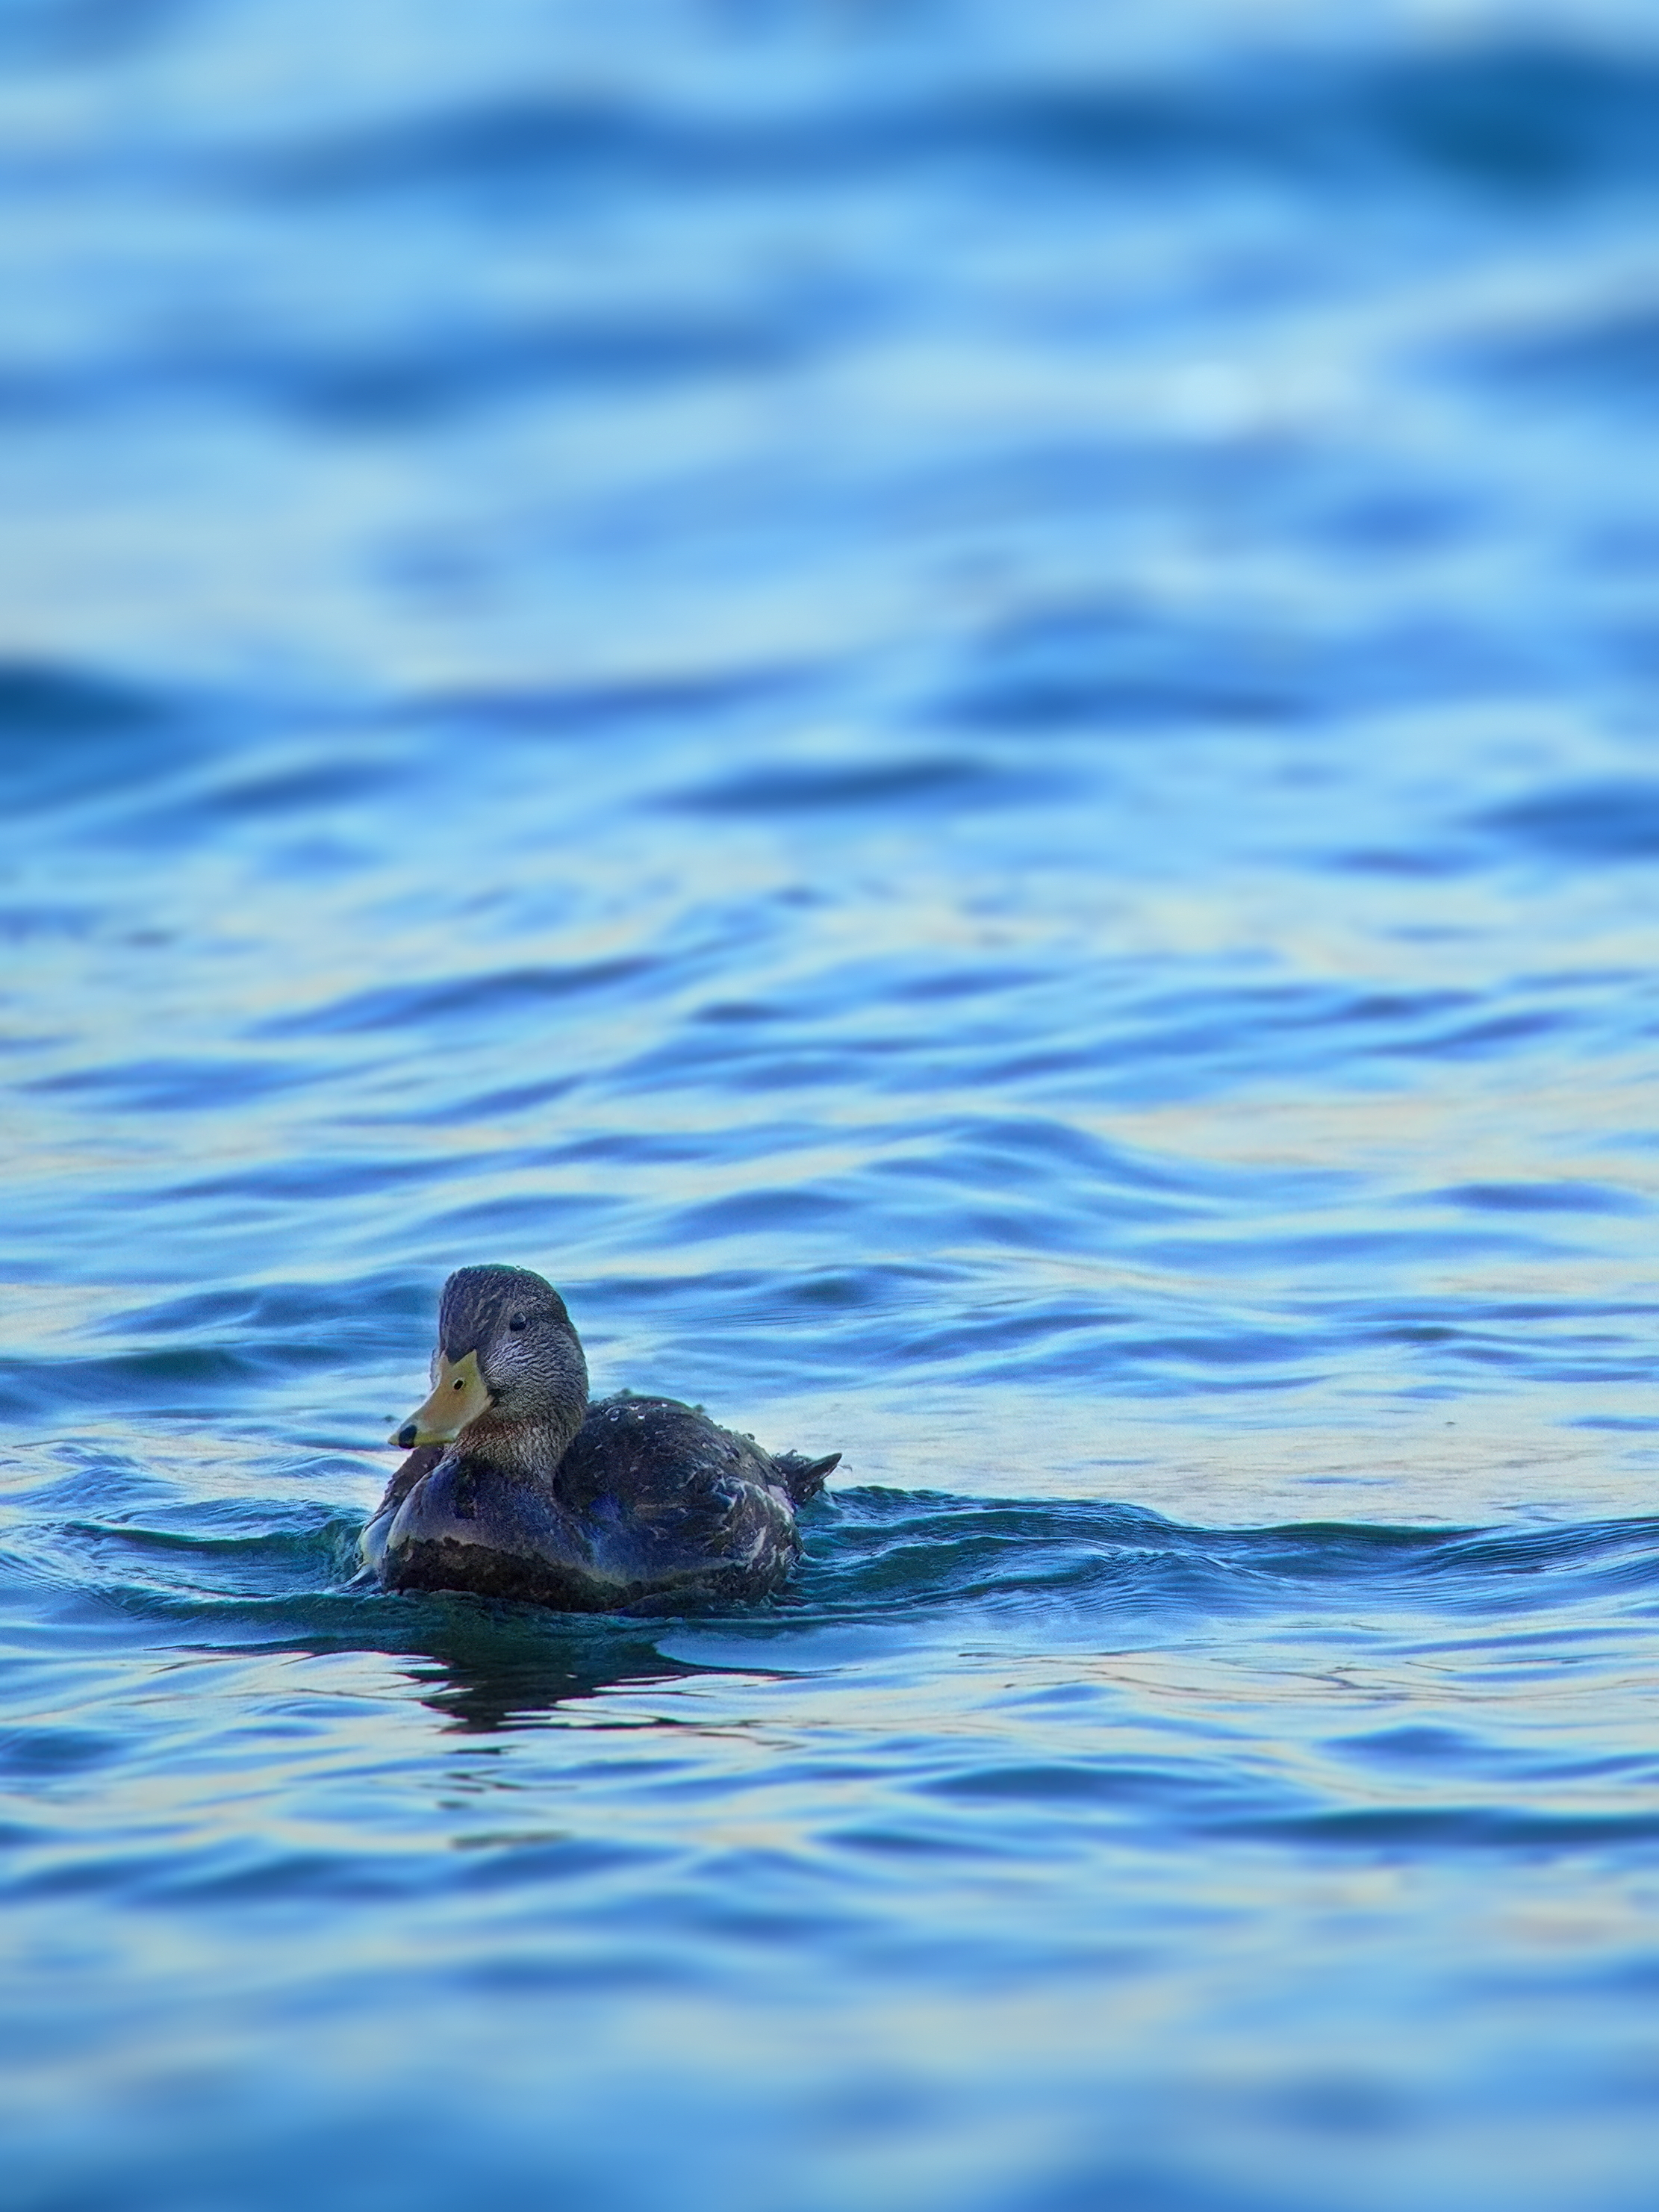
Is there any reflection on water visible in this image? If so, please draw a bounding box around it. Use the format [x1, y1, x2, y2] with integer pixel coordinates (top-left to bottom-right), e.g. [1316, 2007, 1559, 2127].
[395, 1621, 733, 1734]
[7, 1, 1659, 2208]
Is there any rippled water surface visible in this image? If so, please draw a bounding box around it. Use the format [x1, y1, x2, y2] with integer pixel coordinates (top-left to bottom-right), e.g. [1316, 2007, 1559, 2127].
[8, 4, 1659, 2206]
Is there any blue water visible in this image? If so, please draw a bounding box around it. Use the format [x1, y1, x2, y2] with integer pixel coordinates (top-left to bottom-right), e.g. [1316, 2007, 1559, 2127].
[7, 4, 1659, 2206]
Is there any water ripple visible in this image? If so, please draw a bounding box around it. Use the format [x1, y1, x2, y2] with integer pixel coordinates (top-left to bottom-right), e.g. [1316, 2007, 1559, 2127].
[8, 5, 1659, 2208]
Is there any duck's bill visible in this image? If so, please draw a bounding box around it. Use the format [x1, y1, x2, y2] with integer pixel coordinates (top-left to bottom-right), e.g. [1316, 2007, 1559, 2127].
[390, 1349, 490, 1448]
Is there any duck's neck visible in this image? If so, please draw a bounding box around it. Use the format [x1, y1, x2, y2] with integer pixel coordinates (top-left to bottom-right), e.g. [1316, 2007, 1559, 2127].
[453, 1401, 585, 1483]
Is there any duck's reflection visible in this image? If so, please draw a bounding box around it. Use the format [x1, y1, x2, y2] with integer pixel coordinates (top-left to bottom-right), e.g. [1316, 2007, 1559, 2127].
[382, 1610, 737, 1731]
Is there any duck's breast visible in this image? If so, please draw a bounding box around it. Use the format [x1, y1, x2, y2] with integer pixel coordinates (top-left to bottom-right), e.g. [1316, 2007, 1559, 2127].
[375, 1451, 616, 1607]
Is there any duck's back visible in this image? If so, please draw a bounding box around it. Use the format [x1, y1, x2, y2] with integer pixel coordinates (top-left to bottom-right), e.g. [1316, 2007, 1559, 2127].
[555, 1395, 834, 1601]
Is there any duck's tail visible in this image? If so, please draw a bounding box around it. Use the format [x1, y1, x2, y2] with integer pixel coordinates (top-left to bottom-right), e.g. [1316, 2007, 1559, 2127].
[774, 1451, 840, 1506]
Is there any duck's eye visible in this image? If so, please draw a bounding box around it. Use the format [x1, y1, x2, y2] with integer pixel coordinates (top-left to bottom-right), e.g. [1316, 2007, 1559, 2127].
[452, 1377, 465, 1392]
[508, 1312, 527, 1333]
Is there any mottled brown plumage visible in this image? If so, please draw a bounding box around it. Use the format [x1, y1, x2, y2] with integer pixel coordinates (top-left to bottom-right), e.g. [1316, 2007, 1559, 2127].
[362, 1265, 838, 1610]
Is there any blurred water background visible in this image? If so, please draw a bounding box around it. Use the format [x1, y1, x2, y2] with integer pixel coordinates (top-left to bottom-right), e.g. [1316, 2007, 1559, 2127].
[7, 1, 1659, 2205]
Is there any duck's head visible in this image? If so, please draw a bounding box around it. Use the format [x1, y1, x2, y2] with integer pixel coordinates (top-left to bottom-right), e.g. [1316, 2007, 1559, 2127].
[390, 1264, 589, 1462]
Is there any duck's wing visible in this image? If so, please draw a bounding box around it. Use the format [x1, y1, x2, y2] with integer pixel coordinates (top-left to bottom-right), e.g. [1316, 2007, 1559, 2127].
[558, 1396, 804, 1594]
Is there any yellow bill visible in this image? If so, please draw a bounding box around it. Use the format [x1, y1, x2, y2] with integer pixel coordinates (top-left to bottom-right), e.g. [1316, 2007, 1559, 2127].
[390, 1349, 491, 1449]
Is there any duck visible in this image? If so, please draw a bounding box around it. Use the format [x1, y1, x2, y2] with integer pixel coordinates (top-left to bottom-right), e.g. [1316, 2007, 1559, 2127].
[361, 1264, 839, 1610]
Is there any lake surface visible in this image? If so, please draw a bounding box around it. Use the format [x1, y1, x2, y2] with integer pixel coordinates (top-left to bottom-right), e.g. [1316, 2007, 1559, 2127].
[7, 4, 1659, 2206]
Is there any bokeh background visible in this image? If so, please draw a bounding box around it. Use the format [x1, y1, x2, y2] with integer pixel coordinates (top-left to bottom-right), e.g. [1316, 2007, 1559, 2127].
[7, 1, 1659, 2207]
